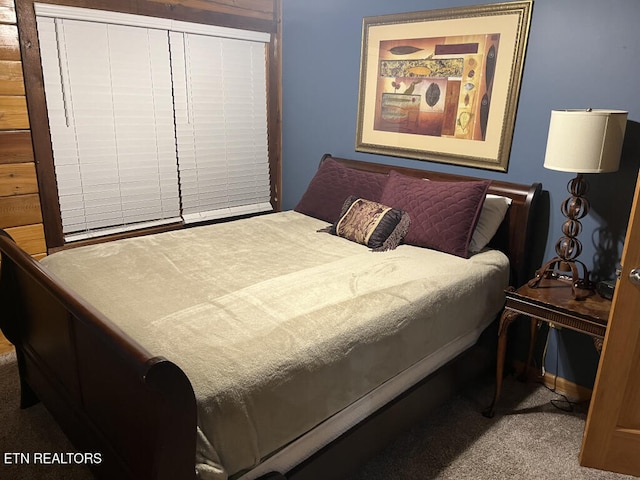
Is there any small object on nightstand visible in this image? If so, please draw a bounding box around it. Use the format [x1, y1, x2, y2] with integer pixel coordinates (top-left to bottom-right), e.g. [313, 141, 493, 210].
[596, 279, 616, 300]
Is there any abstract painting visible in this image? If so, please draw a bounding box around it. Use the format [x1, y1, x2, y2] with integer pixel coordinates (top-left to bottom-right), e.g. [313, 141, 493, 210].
[356, 1, 533, 171]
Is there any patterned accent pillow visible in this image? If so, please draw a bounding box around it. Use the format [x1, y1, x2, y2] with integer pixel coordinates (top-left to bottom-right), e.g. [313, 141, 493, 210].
[294, 158, 388, 223]
[320, 196, 411, 251]
[379, 171, 490, 258]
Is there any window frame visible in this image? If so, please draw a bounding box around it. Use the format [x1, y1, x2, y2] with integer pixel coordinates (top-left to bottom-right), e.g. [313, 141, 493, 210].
[16, 0, 282, 252]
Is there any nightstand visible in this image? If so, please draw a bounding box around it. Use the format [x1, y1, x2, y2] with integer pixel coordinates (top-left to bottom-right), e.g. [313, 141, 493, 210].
[483, 276, 611, 417]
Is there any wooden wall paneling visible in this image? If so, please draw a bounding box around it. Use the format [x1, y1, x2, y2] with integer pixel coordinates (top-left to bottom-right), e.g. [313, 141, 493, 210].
[0, 24, 19, 60]
[0, 60, 24, 94]
[1, 0, 31, 351]
[5, 223, 45, 255]
[0, 333, 13, 354]
[0, 96, 29, 129]
[0, 1, 45, 261]
[0, 130, 34, 163]
[14, 0, 63, 247]
[146, 0, 275, 21]
[0, 0, 16, 24]
[0, 193, 43, 229]
[24, 0, 278, 32]
[0, 162, 38, 196]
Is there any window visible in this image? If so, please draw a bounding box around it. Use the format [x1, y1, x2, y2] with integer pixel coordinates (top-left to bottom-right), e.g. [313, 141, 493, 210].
[35, 4, 272, 241]
[170, 32, 272, 223]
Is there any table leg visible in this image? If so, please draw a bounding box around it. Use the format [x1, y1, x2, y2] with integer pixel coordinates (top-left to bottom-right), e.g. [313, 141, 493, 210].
[483, 308, 520, 418]
[520, 317, 539, 381]
[593, 336, 604, 353]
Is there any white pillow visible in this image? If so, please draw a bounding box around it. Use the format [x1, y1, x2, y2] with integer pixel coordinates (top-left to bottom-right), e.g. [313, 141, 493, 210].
[469, 194, 512, 253]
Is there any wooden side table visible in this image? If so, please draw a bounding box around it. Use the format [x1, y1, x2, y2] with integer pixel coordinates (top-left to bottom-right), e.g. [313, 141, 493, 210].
[483, 277, 611, 417]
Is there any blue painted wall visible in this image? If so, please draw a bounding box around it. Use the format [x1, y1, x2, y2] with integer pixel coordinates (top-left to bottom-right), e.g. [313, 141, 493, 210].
[281, 0, 640, 388]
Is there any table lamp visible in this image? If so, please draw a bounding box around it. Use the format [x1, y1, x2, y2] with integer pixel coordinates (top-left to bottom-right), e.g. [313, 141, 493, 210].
[528, 108, 628, 299]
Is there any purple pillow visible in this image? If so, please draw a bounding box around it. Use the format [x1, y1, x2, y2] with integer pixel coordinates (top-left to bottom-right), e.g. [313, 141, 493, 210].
[379, 171, 490, 258]
[294, 158, 388, 223]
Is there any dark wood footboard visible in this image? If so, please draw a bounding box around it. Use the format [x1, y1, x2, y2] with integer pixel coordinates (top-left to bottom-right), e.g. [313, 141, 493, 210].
[0, 229, 198, 480]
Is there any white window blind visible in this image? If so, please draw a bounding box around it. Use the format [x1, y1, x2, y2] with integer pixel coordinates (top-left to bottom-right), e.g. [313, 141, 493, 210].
[35, 4, 272, 240]
[37, 16, 182, 241]
[171, 32, 272, 223]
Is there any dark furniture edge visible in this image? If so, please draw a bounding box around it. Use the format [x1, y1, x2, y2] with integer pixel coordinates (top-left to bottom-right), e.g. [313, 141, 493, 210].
[0, 229, 198, 480]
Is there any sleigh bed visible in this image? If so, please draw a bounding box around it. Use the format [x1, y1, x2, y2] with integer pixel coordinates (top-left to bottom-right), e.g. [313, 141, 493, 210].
[0, 155, 540, 480]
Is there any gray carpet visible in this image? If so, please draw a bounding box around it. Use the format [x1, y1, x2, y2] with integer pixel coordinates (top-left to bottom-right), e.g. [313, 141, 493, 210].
[0, 350, 92, 480]
[347, 373, 638, 480]
[0, 349, 636, 480]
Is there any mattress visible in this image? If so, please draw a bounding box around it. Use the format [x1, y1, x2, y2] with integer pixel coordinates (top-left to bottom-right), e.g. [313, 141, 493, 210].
[40, 210, 510, 479]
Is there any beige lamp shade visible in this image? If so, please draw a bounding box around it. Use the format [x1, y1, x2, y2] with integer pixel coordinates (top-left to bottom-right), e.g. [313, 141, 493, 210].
[543, 109, 628, 173]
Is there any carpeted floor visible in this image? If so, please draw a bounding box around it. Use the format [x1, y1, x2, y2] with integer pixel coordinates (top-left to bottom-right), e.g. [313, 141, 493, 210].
[0, 349, 636, 480]
[347, 372, 638, 480]
[0, 350, 92, 480]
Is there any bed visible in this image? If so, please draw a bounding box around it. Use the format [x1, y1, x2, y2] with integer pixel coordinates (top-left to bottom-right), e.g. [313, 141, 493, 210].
[0, 155, 541, 480]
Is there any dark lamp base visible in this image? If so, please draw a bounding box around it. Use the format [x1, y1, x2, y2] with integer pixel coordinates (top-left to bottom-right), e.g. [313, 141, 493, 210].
[528, 256, 595, 300]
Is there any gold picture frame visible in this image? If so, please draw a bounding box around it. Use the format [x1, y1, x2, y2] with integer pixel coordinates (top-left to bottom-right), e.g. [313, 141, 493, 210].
[355, 1, 533, 172]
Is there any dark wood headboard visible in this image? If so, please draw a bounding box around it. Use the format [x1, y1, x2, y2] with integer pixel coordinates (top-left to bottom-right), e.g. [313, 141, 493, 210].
[324, 154, 542, 287]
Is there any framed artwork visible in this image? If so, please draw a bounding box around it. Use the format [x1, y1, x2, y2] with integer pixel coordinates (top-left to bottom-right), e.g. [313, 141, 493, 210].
[355, 1, 533, 171]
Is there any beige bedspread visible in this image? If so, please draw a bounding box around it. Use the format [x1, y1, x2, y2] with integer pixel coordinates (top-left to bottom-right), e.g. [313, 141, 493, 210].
[40, 211, 509, 479]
